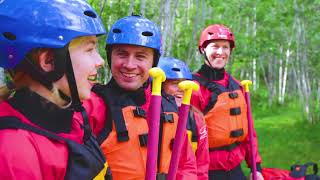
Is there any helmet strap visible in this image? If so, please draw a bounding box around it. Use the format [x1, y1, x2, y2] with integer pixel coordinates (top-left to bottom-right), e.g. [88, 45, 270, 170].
[64, 50, 92, 141]
[203, 51, 215, 70]
[17, 47, 68, 90]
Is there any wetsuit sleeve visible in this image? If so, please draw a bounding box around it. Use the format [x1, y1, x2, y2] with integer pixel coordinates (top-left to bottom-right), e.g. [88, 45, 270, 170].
[82, 92, 108, 136]
[193, 109, 209, 180]
[176, 132, 198, 180]
[0, 130, 45, 180]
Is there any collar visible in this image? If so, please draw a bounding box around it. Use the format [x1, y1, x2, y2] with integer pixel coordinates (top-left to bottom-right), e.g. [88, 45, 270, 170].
[107, 78, 147, 106]
[197, 64, 225, 81]
[8, 88, 74, 133]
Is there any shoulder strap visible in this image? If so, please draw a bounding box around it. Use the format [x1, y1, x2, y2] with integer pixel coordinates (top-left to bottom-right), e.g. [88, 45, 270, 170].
[192, 74, 221, 93]
[0, 116, 66, 142]
[192, 74, 222, 114]
[227, 74, 241, 91]
[92, 84, 129, 143]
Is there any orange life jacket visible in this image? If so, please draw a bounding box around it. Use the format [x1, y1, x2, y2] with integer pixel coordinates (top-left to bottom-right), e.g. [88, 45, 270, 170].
[93, 84, 178, 180]
[193, 74, 248, 151]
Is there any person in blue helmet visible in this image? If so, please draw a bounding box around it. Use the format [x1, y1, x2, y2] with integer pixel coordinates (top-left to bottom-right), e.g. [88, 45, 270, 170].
[79, 15, 197, 179]
[158, 57, 210, 180]
[0, 0, 108, 179]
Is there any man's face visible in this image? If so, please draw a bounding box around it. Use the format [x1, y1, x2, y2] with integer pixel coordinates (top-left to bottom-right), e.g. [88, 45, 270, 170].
[111, 44, 154, 91]
[203, 40, 231, 69]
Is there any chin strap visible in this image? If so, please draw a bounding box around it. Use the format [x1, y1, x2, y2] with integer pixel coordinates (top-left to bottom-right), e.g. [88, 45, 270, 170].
[203, 51, 215, 70]
[64, 50, 92, 142]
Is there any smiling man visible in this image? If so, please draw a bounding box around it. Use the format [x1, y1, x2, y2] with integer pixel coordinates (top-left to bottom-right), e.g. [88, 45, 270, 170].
[191, 24, 264, 180]
[83, 15, 197, 179]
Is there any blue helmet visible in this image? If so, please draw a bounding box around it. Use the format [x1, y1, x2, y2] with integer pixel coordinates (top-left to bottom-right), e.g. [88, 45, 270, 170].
[106, 15, 162, 67]
[158, 57, 192, 80]
[106, 15, 162, 54]
[0, 0, 106, 69]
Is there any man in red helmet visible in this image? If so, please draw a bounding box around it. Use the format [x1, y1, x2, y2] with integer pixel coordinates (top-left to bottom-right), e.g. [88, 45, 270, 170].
[191, 24, 264, 180]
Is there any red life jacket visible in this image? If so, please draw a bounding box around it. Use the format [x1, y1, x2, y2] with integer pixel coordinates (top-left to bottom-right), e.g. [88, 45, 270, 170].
[92, 84, 179, 179]
[193, 74, 248, 151]
[0, 101, 106, 180]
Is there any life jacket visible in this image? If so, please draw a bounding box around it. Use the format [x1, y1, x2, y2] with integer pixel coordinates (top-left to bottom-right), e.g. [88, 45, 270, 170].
[193, 74, 248, 151]
[0, 116, 107, 180]
[92, 84, 179, 180]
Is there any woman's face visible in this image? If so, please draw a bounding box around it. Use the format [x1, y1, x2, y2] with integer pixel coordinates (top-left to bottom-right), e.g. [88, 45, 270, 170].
[56, 36, 104, 100]
[203, 40, 231, 69]
[163, 79, 185, 107]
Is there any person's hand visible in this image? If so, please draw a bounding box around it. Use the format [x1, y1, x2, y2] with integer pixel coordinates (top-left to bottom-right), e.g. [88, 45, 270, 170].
[249, 171, 264, 180]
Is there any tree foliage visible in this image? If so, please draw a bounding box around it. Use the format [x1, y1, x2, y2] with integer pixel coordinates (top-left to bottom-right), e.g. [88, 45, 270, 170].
[89, 0, 320, 123]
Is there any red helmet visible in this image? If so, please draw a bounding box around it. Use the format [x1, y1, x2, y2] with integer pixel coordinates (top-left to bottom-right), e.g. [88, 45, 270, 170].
[198, 24, 235, 54]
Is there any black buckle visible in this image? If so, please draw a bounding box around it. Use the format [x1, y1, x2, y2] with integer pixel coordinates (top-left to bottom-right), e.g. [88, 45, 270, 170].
[139, 133, 148, 147]
[170, 138, 174, 150]
[133, 107, 146, 118]
[229, 92, 238, 99]
[230, 129, 244, 137]
[161, 113, 174, 123]
[156, 173, 167, 180]
[191, 134, 198, 142]
[230, 107, 241, 115]
[117, 131, 129, 142]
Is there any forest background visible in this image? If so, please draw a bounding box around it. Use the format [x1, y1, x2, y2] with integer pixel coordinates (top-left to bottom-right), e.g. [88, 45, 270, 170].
[0, 0, 319, 174]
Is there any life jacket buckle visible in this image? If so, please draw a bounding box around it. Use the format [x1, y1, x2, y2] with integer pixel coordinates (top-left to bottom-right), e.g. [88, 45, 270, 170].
[156, 173, 167, 180]
[170, 138, 174, 150]
[117, 130, 129, 142]
[138, 133, 148, 147]
[161, 113, 174, 123]
[230, 128, 244, 137]
[133, 107, 146, 118]
[230, 107, 241, 115]
[229, 92, 238, 99]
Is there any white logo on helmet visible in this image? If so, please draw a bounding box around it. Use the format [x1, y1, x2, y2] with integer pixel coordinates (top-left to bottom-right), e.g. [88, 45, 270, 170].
[58, 35, 64, 41]
[217, 34, 227, 39]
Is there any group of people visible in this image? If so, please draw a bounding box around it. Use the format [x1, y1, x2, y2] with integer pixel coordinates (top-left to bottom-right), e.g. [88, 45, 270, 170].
[0, 0, 263, 179]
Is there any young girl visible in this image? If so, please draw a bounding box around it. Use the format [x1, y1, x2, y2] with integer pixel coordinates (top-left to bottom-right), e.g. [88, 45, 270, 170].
[0, 0, 107, 179]
[158, 56, 210, 180]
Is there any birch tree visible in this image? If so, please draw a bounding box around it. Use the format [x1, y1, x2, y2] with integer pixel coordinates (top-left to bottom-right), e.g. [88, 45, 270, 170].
[0, 68, 4, 86]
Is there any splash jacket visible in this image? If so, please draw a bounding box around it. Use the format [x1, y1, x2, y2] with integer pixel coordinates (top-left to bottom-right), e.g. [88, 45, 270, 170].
[191, 64, 262, 172]
[187, 106, 210, 180]
[84, 79, 197, 180]
[0, 88, 106, 180]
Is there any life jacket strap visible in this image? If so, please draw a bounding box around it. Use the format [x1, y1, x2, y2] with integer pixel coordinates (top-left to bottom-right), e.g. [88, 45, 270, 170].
[138, 133, 148, 147]
[230, 107, 241, 115]
[209, 142, 241, 152]
[230, 128, 244, 138]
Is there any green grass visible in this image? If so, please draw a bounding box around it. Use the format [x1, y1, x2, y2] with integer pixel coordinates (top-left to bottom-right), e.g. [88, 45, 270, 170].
[241, 102, 320, 176]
